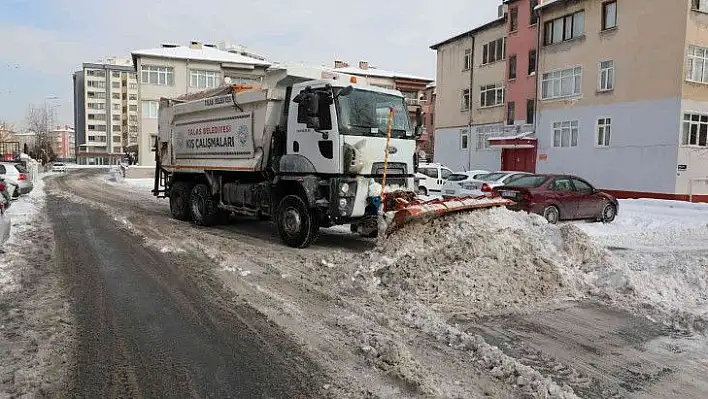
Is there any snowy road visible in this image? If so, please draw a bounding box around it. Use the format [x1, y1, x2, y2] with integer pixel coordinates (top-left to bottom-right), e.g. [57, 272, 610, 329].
[42, 169, 708, 398]
[45, 174, 325, 397]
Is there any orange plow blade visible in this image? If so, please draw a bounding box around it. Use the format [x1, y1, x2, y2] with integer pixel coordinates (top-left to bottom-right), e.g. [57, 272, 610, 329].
[381, 193, 514, 235]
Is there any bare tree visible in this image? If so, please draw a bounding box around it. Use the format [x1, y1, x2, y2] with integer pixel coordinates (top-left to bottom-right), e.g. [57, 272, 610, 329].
[26, 105, 55, 164]
[0, 120, 15, 143]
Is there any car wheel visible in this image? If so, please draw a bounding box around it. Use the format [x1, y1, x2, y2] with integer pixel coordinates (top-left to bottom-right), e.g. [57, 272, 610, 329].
[276, 194, 319, 248]
[169, 181, 192, 221]
[417, 186, 428, 196]
[543, 205, 560, 224]
[601, 202, 617, 223]
[190, 183, 219, 226]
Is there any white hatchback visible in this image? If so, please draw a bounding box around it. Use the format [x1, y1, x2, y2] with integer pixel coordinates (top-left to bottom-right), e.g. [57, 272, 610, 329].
[460, 171, 532, 197]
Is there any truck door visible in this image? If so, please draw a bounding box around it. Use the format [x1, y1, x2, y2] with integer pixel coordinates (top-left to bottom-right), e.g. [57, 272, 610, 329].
[287, 86, 341, 174]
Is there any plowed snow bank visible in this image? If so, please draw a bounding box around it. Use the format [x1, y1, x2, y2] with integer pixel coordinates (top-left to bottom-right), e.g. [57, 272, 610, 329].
[334, 207, 605, 318]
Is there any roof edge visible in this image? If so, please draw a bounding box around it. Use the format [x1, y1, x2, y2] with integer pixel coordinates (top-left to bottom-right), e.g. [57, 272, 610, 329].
[430, 16, 507, 50]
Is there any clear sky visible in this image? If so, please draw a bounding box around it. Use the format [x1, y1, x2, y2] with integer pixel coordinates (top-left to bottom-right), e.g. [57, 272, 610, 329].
[0, 0, 501, 129]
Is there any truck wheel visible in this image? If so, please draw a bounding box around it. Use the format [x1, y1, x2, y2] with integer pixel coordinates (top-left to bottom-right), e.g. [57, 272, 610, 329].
[276, 195, 319, 248]
[169, 181, 192, 221]
[190, 183, 219, 226]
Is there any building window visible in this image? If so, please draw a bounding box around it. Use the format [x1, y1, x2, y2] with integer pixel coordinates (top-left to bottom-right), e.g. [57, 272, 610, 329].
[129, 94, 137, 101]
[112, 125, 121, 132]
[480, 83, 504, 107]
[88, 135, 96, 141]
[141, 65, 174, 86]
[463, 49, 472, 70]
[112, 71, 121, 78]
[543, 11, 585, 45]
[462, 89, 471, 111]
[510, 7, 519, 32]
[112, 81, 120, 89]
[86, 70, 106, 77]
[507, 102, 516, 125]
[142, 101, 159, 119]
[602, 1, 617, 30]
[509, 55, 517, 80]
[599, 60, 615, 91]
[112, 93, 120, 99]
[693, 0, 708, 12]
[190, 70, 222, 89]
[528, 50, 537, 75]
[552, 120, 579, 148]
[526, 99, 535, 124]
[482, 37, 505, 65]
[87, 80, 105, 88]
[686, 45, 708, 83]
[541, 66, 582, 100]
[683, 113, 708, 146]
[129, 125, 139, 133]
[129, 105, 137, 112]
[112, 114, 120, 121]
[129, 83, 138, 90]
[530, 0, 539, 24]
[460, 129, 469, 149]
[597, 118, 611, 146]
[87, 102, 105, 110]
[113, 136, 122, 143]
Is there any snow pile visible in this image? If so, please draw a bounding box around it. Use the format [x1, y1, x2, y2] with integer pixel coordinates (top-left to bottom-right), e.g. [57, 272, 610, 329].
[0, 177, 47, 293]
[335, 207, 604, 318]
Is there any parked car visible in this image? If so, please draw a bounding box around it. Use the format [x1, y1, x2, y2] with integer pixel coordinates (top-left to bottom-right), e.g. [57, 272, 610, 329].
[441, 170, 490, 198]
[0, 162, 33, 197]
[461, 171, 532, 197]
[416, 163, 454, 196]
[492, 174, 619, 224]
[52, 162, 67, 173]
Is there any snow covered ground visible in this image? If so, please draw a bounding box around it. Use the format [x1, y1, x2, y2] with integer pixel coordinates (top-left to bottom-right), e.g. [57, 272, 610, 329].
[0, 177, 47, 292]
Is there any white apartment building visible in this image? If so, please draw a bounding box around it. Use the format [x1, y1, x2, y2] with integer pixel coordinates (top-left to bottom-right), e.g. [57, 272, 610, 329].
[130, 41, 271, 166]
[72, 57, 139, 165]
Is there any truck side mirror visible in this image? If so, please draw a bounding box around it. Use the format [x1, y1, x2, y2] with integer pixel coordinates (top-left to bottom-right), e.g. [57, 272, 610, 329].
[414, 126, 423, 138]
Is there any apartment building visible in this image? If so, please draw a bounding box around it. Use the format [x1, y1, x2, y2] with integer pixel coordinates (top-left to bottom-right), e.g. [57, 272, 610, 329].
[332, 60, 434, 132]
[130, 42, 271, 166]
[534, 0, 708, 200]
[50, 125, 76, 160]
[72, 57, 139, 165]
[430, 15, 510, 171]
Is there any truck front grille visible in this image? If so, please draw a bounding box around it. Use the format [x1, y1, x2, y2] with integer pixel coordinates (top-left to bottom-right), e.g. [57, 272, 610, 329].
[371, 162, 408, 188]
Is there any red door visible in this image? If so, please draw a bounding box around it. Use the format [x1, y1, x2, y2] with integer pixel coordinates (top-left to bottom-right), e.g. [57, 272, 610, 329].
[501, 148, 536, 172]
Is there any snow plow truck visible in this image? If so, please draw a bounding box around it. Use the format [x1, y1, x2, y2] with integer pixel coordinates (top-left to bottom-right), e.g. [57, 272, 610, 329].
[152, 64, 511, 248]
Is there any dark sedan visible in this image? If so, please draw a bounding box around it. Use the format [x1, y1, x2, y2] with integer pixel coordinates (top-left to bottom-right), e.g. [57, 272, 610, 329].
[492, 174, 619, 224]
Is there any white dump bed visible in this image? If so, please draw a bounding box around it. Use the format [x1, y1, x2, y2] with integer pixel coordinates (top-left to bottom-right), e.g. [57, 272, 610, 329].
[158, 87, 282, 173]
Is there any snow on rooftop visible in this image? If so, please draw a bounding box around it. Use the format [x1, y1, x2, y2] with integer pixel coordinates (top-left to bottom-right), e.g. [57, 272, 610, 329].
[131, 44, 271, 67]
[333, 65, 432, 82]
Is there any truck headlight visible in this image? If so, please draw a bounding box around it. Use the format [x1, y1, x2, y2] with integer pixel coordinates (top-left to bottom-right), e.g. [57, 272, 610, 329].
[341, 182, 349, 194]
[339, 180, 356, 198]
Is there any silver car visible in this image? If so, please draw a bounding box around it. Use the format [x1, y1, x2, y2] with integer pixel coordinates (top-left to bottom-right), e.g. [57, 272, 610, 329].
[0, 162, 33, 197]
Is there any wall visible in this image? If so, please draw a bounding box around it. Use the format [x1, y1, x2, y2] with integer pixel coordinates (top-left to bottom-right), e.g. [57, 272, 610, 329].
[433, 126, 502, 172]
[434, 35, 475, 130]
[505, 0, 539, 124]
[538, 0, 687, 111]
[536, 97, 682, 193]
[471, 23, 507, 125]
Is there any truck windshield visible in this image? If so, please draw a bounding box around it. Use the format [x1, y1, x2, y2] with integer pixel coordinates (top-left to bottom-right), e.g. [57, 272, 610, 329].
[335, 88, 413, 139]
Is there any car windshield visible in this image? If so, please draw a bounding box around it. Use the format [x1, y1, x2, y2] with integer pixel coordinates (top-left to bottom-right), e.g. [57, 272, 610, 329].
[335, 88, 412, 139]
[15, 164, 28, 173]
[477, 172, 507, 182]
[506, 175, 548, 187]
[447, 174, 468, 182]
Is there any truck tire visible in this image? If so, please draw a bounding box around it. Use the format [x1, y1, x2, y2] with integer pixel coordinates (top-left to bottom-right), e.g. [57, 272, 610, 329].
[169, 181, 192, 221]
[276, 194, 319, 248]
[190, 183, 219, 226]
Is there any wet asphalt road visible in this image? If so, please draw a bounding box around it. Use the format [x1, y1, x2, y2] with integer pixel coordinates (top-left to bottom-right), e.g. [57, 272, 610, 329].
[47, 190, 323, 398]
